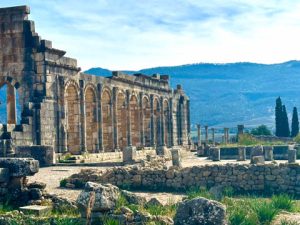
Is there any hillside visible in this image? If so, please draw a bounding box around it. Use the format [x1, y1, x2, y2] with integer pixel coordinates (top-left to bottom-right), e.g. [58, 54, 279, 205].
[85, 61, 300, 130]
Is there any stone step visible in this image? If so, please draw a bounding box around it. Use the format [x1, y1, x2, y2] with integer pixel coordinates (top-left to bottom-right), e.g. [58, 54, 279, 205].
[19, 205, 52, 216]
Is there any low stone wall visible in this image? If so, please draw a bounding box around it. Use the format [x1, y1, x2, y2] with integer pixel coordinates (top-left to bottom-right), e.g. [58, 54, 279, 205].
[66, 162, 300, 196]
[218, 145, 289, 160]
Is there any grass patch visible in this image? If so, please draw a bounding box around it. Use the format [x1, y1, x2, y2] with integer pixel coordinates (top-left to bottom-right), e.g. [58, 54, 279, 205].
[251, 200, 278, 225]
[186, 186, 214, 200]
[271, 194, 294, 211]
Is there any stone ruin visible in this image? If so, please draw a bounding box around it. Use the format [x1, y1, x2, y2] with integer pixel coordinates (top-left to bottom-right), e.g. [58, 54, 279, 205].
[0, 5, 190, 164]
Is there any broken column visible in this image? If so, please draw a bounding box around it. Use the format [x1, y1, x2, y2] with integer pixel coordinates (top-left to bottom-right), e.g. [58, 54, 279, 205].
[288, 149, 297, 163]
[197, 124, 201, 147]
[123, 146, 137, 163]
[263, 146, 273, 161]
[171, 148, 182, 167]
[237, 125, 244, 136]
[205, 126, 209, 144]
[237, 146, 246, 161]
[211, 128, 215, 146]
[210, 147, 220, 161]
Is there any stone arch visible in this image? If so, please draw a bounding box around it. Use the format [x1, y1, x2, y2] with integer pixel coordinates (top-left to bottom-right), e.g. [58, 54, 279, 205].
[102, 89, 113, 152]
[130, 94, 140, 147]
[117, 91, 127, 150]
[84, 85, 98, 153]
[65, 83, 81, 154]
[163, 99, 170, 146]
[142, 96, 151, 147]
[153, 97, 160, 146]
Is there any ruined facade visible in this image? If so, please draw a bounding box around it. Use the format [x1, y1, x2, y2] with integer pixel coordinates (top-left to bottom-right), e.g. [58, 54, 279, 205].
[0, 6, 190, 157]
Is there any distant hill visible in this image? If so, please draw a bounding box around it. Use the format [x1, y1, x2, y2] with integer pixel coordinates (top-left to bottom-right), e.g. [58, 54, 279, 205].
[85, 60, 300, 131]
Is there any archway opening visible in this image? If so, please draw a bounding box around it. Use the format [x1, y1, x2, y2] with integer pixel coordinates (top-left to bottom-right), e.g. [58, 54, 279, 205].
[142, 97, 151, 147]
[85, 87, 97, 153]
[153, 98, 160, 146]
[130, 95, 140, 147]
[0, 81, 20, 125]
[65, 84, 80, 154]
[102, 90, 113, 152]
[117, 92, 127, 150]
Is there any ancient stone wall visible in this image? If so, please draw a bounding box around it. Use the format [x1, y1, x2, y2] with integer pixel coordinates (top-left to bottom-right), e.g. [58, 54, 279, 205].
[66, 163, 300, 196]
[0, 6, 190, 158]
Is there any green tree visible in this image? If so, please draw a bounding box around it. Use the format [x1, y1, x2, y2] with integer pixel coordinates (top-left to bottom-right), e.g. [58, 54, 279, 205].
[251, 125, 272, 136]
[275, 97, 283, 137]
[291, 107, 299, 137]
[282, 105, 290, 137]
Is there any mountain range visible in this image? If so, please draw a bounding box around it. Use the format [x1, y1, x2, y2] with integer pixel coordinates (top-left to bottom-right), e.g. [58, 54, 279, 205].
[85, 60, 300, 131]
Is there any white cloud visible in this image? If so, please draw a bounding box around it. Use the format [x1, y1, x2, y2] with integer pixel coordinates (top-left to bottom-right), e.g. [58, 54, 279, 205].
[1, 0, 300, 70]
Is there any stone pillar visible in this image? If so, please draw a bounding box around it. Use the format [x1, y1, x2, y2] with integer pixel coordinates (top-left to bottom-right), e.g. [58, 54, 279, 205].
[157, 97, 168, 156]
[169, 98, 174, 147]
[112, 87, 119, 151]
[171, 148, 182, 167]
[205, 125, 209, 144]
[123, 146, 137, 163]
[150, 94, 155, 147]
[197, 124, 201, 147]
[97, 84, 103, 152]
[238, 146, 246, 161]
[210, 147, 220, 161]
[250, 145, 263, 164]
[237, 125, 244, 135]
[79, 80, 86, 153]
[224, 128, 229, 144]
[263, 146, 273, 161]
[139, 92, 145, 147]
[211, 128, 215, 146]
[126, 90, 132, 147]
[288, 149, 297, 163]
[6, 84, 16, 124]
[223, 128, 227, 144]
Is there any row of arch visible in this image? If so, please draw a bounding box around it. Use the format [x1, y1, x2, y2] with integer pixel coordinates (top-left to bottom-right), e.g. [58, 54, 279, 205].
[64, 82, 171, 154]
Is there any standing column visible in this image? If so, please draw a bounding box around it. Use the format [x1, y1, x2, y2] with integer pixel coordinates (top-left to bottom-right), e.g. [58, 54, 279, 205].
[97, 84, 103, 152]
[160, 97, 165, 146]
[139, 92, 145, 147]
[211, 128, 215, 146]
[112, 87, 119, 151]
[169, 98, 174, 147]
[150, 94, 155, 147]
[79, 80, 87, 153]
[197, 124, 201, 146]
[224, 128, 227, 145]
[226, 128, 230, 144]
[205, 125, 209, 144]
[7, 84, 16, 124]
[237, 125, 244, 136]
[126, 90, 132, 146]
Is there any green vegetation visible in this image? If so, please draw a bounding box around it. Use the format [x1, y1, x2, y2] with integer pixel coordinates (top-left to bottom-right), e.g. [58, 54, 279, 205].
[275, 97, 291, 137]
[271, 194, 294, 211]
[280, 219, 300, 225]
[186, 186, 214, 200]
[251, 125, 272, 136]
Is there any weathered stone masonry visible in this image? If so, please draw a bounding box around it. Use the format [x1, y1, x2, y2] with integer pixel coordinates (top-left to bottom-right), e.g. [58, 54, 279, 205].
[0, 6, 190, 158]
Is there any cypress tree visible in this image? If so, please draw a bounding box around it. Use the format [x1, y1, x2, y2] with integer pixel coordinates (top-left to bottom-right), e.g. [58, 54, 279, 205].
[275, 97, 283, 136]
[282, 105, 290, 137]
[291, 107, 299, 137]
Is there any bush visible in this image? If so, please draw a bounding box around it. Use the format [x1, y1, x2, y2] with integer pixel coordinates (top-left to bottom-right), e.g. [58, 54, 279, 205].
[228, 207, 258, 225]
[238, 134, 259, 146]
[59, 179, 67, 188]
[186, 186, 214, 200]
[251, 200, 278, 225]
[271, 194, 294, 211]
[251, 125, 272, 136]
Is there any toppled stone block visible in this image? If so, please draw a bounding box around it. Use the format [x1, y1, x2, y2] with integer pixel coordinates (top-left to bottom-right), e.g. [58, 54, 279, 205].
[264, 146, 274, 161]
[251, 156, 265, 164]
[288, 149, 297, 164]
[0, 168, 9, 183]
[250, 146, 263, 163]
[174, 197, 226, 225]
[123, 146, 137, 163]
[0, 158, 39, 177]
[171, 148, 182, 167]
[237, 147, 246, 161]
[210, 147, 220, 161]
[19, 205, 52, 216]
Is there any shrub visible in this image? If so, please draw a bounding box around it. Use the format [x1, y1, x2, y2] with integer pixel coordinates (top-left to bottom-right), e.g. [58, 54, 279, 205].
[238, 134, 259, 146]
[186, 186, 214, 200]
[59, 179, 67, 188]
[271, 194, 294, 211]
[251, 125, 272, 136]
[228, 207, 258, 225]
[251, 200, 278, 225]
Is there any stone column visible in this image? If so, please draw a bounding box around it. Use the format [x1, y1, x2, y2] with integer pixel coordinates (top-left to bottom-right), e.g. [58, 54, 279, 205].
[288, 149, 297, 163]
[237, 125, 244, 135]
[210, 147, 220, 161]
[79, 80, 86, 153]
[157, 97, 168, 156]
[171, 148, 182, 167]
[123, 145, 137, 163]
[169, 98, 174, 147]
[150, 94, 155, 147]
[126, 90, 132, 147]
[112, 87, 119, 151]
[263, 146, 273, 161]
[205, 125, 209, 144]
[250, 146, 263, 164]
[238, 146, 246, 161]
[211, 128, 215, 146]
[139, 92, 145, 147]
[224, 128, 229, 144]
[97, 84, 104, 152]
[197, 124, 201, 147]
[7, 84, 16, 124]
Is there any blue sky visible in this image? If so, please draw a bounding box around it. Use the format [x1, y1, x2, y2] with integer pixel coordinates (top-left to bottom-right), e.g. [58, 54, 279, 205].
[1, 0, 300, 70]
